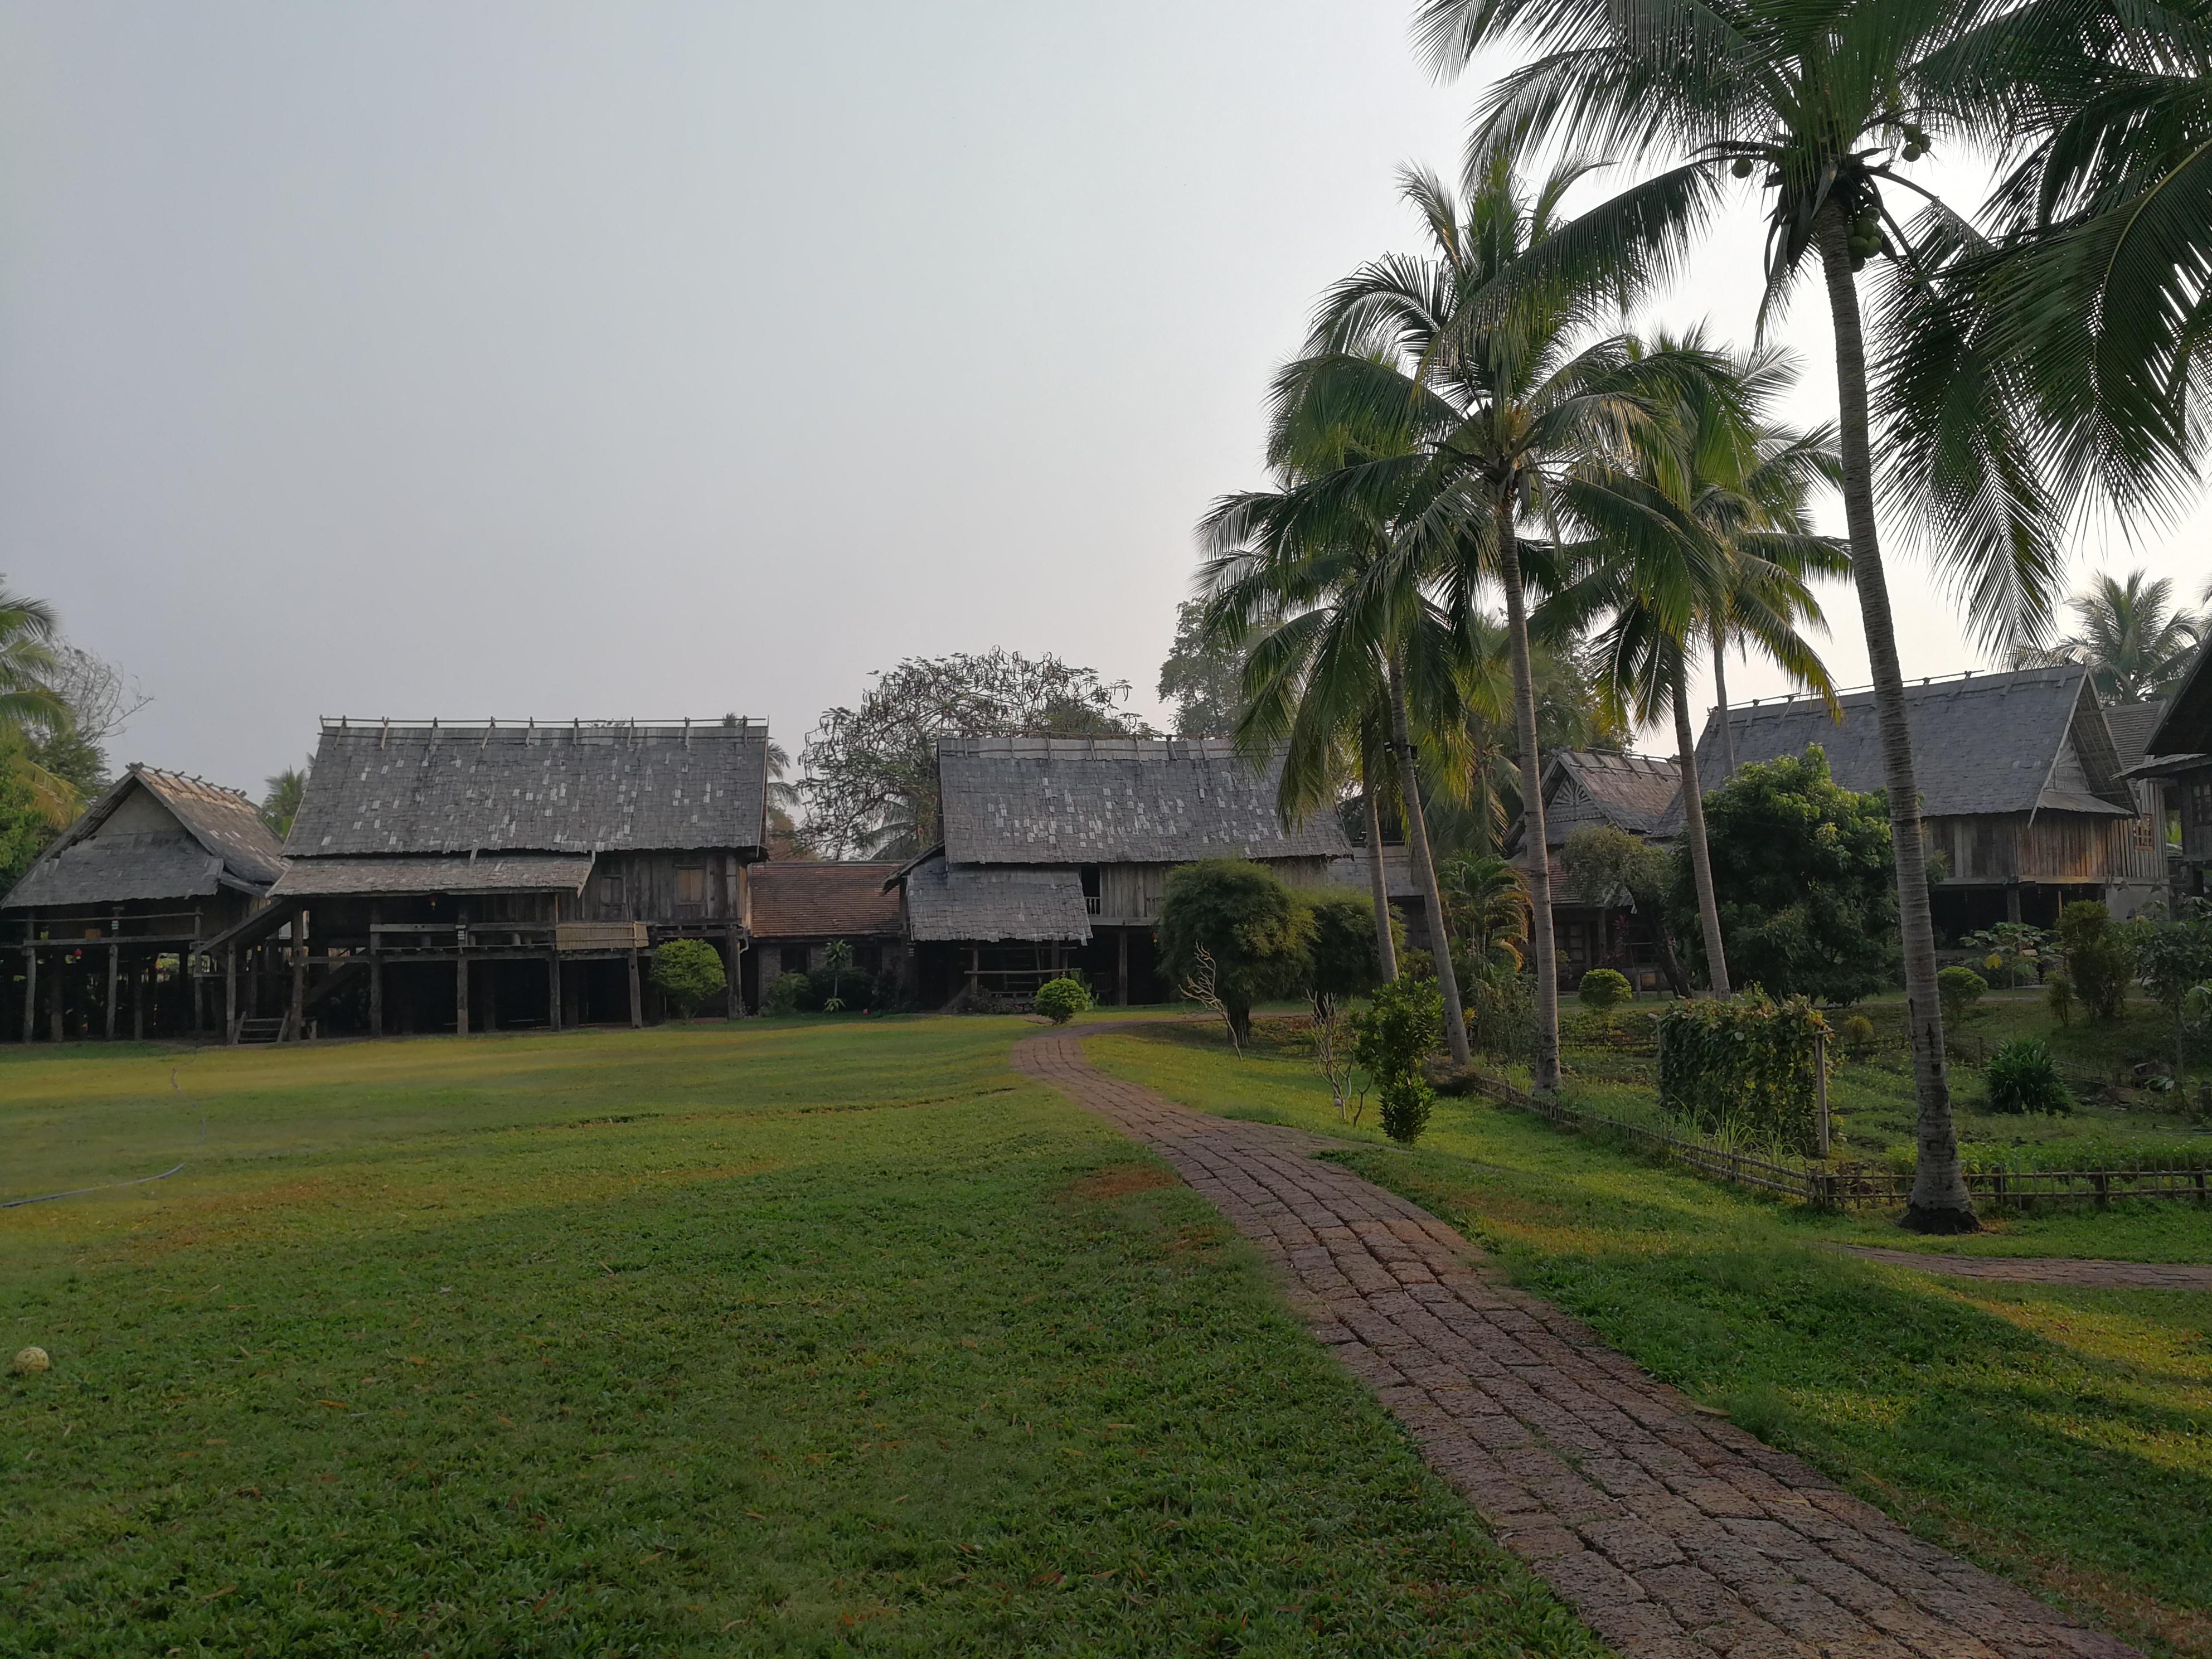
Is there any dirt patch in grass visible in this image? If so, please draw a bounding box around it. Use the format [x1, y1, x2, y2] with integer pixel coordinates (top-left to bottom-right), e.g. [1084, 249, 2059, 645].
[1058, 1163, 1179, 1202]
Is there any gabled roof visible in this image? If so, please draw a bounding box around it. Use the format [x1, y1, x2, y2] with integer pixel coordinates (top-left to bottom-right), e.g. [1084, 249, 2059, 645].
[287, 717, 769, 858]
[2102, 700, 2169, 774]
[899, 854, 1092, 943]
[749, 861, 904, 940]
[1529, 750, 1681, 850]
[937, 736, 1350, 865]
[2, 765, 287, 911]
[2147, 637, 2212, 759]
[1667, 666, 2135, 827]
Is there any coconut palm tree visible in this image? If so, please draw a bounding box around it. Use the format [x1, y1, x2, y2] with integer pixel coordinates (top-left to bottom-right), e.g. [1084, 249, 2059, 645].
[1281, 153, 1725, 1091]
[1438, 852, 1531, 971]
[1414, 0, 2074, 1230]
[2056, 570, 2203, 704]
[0, 579, 76, 823]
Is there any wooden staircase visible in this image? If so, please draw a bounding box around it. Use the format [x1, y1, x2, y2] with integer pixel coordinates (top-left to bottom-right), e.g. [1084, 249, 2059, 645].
[232, 1017, 284, 1045]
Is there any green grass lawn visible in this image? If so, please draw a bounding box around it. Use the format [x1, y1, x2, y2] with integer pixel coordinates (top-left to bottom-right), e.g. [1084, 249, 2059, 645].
[1086, 1021, 2212, 1658]
[1, 1019, 1598, 1658]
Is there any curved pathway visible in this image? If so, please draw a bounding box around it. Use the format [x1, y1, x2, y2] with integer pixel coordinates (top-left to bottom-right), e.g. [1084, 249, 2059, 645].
[1832, 1246, 2212, 1292]
[1017, 1025, 2137, 1659]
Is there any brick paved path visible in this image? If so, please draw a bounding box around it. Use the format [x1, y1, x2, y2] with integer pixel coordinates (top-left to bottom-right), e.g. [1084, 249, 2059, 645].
[1834, 1246, 2212, 1292]
[1016, 1027, 2137, 1659]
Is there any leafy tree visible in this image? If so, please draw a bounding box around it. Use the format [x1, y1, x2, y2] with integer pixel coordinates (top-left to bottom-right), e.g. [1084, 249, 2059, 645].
[0, 737, 52, 889]
[2055, 902, 2128, 1024]
[1155, 859, 1314, 1047]
[1157, 598, 1247, 737]
[1936, 966, 1988, 1036]
[2053, 571, 2203, 704]
[1561, 824, 1689, 997]
[1418, 0, 2078, 1229]
[651, 939, 727, 1020]
[2125, 899, 2212, 1086]
[1578, 968, 1632, 1018]
[798, 651, 1152, 858]
[0, 578, 75, 822]
[1302, 889, 1384, 1018]
[260, 761, 311, 840]
[1351, 974, 1443, 1144]
[1669, 749, 1896, 1005]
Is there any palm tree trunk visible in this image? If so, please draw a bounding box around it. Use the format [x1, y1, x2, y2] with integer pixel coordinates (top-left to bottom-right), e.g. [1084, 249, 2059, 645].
[1672, 652, 1730, 998]
[1816, 206, 1975, 1233]
[1361, 749, 1400, 982]
[1386, 653, 1471, 1068]
[1496, 499, 1561, 1091]
[1711, 622, 1738, 779]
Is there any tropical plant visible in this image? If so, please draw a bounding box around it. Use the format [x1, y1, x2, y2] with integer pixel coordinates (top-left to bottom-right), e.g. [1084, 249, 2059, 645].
[1669, 749, 1897, 1005]
[765, 972, 809, 1016]
[0, 736, 51, 887]
[650, 939, 727, 1020]
[1984, 1039, 2073, 1116]
[1961, 921, 2046, 989]
[1034, 976, 1092, 1025]
[2126, 899, 2212, 1086]
[1417, 0, 2077, 1230]
[1437, 854, 1529, 972]
[1253, 152, 1730, 1090]
[0, 579, 76, 823]
[2055, 901, 2129, 1023]
[2052, 571, 2203, 703]
[2045, 972, 2074, 1028]
[1156, 860, 1315, 1049]
[1302, 889, 1385, 1018]
[260, 762, 311, 840]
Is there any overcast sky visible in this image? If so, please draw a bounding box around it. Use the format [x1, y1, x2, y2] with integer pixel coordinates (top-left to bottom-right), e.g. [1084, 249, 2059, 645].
[3, 2, 2205, 795]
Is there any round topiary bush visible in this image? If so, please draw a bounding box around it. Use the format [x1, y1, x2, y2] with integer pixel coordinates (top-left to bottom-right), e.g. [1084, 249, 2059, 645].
[1936, 964, 1988, 1032]
[1578, 968, 1632, 1017]
[1841, 1013, 1876, 1056]
[1034, 976, 1092, 1025]
[651, 938, 727, 1020]
[1985, 1038, 2072, 1115]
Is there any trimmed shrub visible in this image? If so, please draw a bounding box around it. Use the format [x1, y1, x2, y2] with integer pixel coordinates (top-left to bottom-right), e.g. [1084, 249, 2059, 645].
[1935, 965, 1987, 1032]
[1658, 992, 1830, 1153]
[1351, 976, 1443, 1146]
[1578, 968, 1632, 1017]
[1303, 889, 1384, 1016]
[1984, 1039, 2072, 1115]
[764, 972, 809, 1015]
[2055, 901, 2128, 1022]
[1841, 1013, 1876, 1056]
[650, 938, 727, 1019]
[1034, 976, 1092, 1025]
[1156, 859, 1314, 1046]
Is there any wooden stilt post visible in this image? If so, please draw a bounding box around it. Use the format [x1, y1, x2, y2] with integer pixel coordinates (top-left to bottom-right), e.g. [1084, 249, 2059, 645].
[483, 964, 498, 1033]
[627, 948, 643, 1029]
[133, 955, 147, 1041]
[725, 925, 741, 1020]
[967, 945, 980, 1005]
[370, 911, 384, 1038]
[1815, 1032, 1831, 1157]
[287, 908, 309, 1041]
[547, 950, 561, 1031]
[1117, 929, 1129, 1007]
[21, 942, 35, 1044]
[225, 944, 238, 1044]
[105, 940, 120, 1040]
[455, 917, 470, 1035]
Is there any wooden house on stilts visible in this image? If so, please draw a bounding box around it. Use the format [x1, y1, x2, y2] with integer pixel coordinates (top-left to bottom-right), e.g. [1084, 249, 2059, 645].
[245, 716, 769, 1042]
[4, 766, 288, 1041]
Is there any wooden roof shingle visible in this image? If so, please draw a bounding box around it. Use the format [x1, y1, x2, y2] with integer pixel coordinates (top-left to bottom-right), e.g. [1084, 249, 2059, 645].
[287, 718, 769, 858]
[2, 765, 287, 911]
[270, 854, 595, 898]
[937, 736, 1349, 865]
[900, 855, 1092, 943]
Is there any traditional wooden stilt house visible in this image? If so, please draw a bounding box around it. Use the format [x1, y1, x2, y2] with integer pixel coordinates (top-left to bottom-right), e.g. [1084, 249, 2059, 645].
[240, 717, 768, 1042]
[743, 861, 908, 1008]
[1506, 749, 1684, 990]
[2119, 638, 2212, 902]
[887, 736, 1350, 1008]
[1675, 666, 2166, 936]
[3, 766, 287, 1041]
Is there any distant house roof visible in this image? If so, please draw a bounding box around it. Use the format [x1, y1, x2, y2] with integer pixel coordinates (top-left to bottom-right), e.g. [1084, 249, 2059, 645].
[749, 861, 904, 940]
[286, 717, 769, 858]
[1328, 843, 1423, 901]
[2147, 638, 2212, 760]
[899, 854, 1092, 943]
[2102, 700, 2168, 774]
[936, 735, 1350, 865]
[1667, 667, 2135, 828]
[1505, 750, 1682, 856]
[2, 765, 287, 911]
[270, 854, 595, 899]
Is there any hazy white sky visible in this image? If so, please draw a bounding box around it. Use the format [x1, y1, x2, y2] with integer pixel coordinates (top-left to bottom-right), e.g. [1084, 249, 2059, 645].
[3, 2, 2204, 793]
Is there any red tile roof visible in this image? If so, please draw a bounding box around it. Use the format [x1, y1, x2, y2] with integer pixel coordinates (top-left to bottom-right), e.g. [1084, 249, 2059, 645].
[749, 861, 904, 940]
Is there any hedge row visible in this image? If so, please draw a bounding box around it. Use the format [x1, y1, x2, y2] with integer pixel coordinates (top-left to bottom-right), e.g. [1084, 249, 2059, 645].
[1656, 991, 1831, 1154]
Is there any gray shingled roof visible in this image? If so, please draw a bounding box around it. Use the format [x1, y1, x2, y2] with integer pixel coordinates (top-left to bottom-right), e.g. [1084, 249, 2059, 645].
[938, 736, 1350, 865]
[1667, 667, 2133, 828]
[3, 765, 287, 911]
[2102, 701, 2168, 773]
[901, 856, 1092, 943]
[1327, 845, 1423, 900]
[287, 719, 769, 857]
[1539, 750, 1682, 848]
[2148, 637, 2211, 758]
[270, 854, 596, 898]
